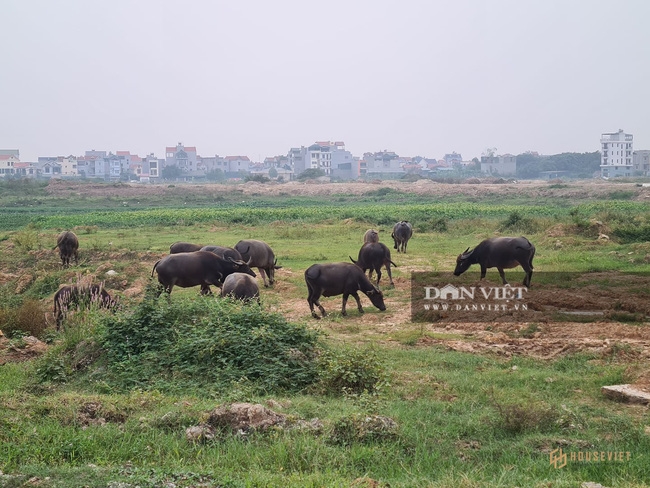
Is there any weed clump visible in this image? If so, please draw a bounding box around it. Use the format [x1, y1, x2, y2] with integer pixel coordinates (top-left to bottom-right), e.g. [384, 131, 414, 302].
[315, 346, 389, 396]
[96, 289, 321, 394]
[499, 211, 538, 234]
[0, 298, 48, 338]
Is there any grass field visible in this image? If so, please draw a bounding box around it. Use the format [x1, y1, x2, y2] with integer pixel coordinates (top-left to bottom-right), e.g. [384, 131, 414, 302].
[1, 179, 650, 487]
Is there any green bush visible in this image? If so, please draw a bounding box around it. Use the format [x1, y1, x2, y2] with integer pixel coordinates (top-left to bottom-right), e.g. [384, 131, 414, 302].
[499, 211, 537, 234]
[612, 224, 650, 243]
[315, 346, 389, 396]
[96, 288, 321, 393]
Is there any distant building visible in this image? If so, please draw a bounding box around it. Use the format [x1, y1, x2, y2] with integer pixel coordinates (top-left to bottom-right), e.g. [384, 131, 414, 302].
[600, 129, 633, 178]
[363, 150, 405, 179]
[633, 150, 650, 176]
[481, 154, 517, 176]
[444, 152, 462, 166]
[0, 154, 20, 177]
[288, 141, 356, 179]
[166, 143, 199, 174]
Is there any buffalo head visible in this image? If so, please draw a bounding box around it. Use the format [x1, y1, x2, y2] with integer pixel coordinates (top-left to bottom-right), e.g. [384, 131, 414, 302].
[453, 247, 473, 276]
[365, 286, 386, 311]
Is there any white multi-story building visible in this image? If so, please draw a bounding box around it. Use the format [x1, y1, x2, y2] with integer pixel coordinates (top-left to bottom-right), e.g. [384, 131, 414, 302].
[600, 129, 633, 178]
[633, 150, 650, 176]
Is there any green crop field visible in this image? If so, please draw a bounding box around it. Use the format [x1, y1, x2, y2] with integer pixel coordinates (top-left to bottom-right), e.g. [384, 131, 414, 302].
[1, 179, 650, 487]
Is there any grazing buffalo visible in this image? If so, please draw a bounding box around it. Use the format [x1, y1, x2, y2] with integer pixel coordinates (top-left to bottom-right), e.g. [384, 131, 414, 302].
[234, 239, 282, 288]
[453, 236, 536, 287]
[304, 262, 386, 319]
[200, 245, 244, 262]
[169, 241, 203, 254]
[350, 242, 397, 287]
[221, 272, 260, 303]
[54, 284, 117, 330]
[152, 251, 256, 295]
[363, 229, 379, 244]
[391, 221, 413, 253]
[54, 231, 79, 267]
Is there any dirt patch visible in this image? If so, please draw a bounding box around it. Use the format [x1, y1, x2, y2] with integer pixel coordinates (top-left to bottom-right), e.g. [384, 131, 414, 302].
[44, 178, 650, 202]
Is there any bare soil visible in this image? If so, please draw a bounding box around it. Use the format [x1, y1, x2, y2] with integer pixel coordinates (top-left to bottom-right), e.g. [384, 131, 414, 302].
[44, 177, 650, 201]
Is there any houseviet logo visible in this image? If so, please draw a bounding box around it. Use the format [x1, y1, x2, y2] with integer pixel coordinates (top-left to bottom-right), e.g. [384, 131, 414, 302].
[549, 448, 567, 469]
[549, 448, 631, 469]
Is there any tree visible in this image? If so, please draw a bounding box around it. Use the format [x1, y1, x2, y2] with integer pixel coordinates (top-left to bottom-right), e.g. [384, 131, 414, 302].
[205, 169, 225, 181]
[297, 168, 326, 181]
[161, 165, 182, 180]
[268, 167, 278, 179]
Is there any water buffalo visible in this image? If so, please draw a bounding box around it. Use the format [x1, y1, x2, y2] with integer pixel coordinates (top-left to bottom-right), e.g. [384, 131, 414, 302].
[54, 283, 117, 330]
[221, 272, 260, 303]
[453, 236, 536, 287]
[350, 242, 396, 287]
[54, 231, 79, 267]
[304, 262, 386, 319]
[200, 245, 244, 262]
[152, 251, 256, 295]
[234, 239, 282, 288]
[363, 229, 379, 244]
[169, 241, 203, 254]
[391, 221, 413, 253]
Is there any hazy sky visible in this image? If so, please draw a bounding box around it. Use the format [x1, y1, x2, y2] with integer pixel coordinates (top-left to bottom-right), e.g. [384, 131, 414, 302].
[2, 0, 650, 162]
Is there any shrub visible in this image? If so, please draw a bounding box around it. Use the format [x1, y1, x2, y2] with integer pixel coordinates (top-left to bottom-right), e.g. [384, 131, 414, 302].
[489, 398, 556, 434]
[315, 346, 389, 396]
[0, 299, 48, 338]
[499, 211, 537, 234]
[13, 230, 39, 252]
[96, 289, 321, 393]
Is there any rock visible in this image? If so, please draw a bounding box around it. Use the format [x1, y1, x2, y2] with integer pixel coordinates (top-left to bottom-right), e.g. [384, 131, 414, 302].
[581, 482, 609, 488]
[601, 384, 650, 405]
[185, 425, 215, 443]
[597, 233, 609, 241]
[206, 402, 286, 434]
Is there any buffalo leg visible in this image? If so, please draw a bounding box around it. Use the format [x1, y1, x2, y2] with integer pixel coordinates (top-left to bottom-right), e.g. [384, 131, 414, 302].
[259, 268, 270, 287]
[308, 289, 326, 319]
[480, 265, 487, 280]
[374, 267, 382, 286]
[384, 263, 394, 287]
[351, 292, 364, 314]
[341, 294, 349, 316]
[497, 268, 508, 285]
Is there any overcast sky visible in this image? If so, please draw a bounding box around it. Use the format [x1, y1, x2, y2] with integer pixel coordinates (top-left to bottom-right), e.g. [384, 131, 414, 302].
[2, 0, 649, 162]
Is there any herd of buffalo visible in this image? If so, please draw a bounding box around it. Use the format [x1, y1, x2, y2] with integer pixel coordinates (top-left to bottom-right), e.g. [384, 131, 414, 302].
[52, 221, 536, 327]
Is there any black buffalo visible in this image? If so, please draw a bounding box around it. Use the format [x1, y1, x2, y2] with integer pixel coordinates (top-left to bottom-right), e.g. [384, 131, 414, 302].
[221, 272, 260, 303]
[305, 262, 386, 319]
[54, 283, 117, 330]
[453, 236, 536, 287]
[200, 245, 244, 262]
[350, 242, 396, 287]
[234, 239, 282, 288]
[54, 231, 79, 267]
[391, 221, 413, 253]
[169, 241, 203, 254]
[363, 229, 379, 244]
[152, 251, 256, 295]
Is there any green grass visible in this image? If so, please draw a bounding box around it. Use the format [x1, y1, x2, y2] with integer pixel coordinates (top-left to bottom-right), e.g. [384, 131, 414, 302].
[1, 182, 650, 486]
